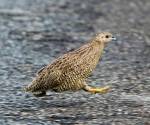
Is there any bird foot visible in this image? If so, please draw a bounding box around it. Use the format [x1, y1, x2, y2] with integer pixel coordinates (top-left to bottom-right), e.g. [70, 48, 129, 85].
[84, 86, 110, 94]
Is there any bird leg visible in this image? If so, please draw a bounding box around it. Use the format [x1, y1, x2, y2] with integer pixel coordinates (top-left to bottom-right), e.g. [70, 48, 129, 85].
[83, 85, 110, 94]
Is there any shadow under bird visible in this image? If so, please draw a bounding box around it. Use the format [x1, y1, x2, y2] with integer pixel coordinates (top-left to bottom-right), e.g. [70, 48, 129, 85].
[24, 32, 116, 97]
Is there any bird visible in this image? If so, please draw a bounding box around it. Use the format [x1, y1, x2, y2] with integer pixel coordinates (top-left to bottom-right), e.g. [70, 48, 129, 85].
[24, 32, 116, 97]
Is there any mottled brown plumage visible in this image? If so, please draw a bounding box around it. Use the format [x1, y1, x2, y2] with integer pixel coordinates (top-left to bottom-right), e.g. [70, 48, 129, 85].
[24, 32, 115, 97]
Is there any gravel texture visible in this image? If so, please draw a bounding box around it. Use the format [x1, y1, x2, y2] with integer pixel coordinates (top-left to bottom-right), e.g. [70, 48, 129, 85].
[0, 0, 150, 125]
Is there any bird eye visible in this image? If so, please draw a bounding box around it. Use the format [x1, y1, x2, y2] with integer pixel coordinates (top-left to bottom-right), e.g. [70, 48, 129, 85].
[105, 35, 109, 38]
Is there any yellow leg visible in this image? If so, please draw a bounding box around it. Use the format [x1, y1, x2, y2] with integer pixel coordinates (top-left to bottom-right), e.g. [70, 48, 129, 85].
[83, 85, 110, 94]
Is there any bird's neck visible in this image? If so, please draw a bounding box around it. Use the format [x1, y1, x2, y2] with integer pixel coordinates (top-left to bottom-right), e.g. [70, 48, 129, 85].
[90, 40, 105, 54]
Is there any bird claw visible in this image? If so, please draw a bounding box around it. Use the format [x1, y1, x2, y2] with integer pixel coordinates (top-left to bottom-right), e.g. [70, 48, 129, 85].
[91, 86, 111, 94]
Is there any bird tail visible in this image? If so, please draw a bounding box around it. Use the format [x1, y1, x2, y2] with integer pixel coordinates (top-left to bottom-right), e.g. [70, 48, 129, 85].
[23, 79, 38, 92]
[23, 83, 46, 97]
[23, 84, 33, 92]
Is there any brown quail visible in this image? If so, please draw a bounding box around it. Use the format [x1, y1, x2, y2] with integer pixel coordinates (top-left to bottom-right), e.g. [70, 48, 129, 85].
[24, 32, 116, 97]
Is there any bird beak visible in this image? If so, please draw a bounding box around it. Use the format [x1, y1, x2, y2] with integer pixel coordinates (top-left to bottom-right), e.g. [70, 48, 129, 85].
[111, 36, 117, 41]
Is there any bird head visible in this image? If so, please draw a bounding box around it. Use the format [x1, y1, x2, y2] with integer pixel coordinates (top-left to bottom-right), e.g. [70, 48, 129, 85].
[94, 32, 116, 44]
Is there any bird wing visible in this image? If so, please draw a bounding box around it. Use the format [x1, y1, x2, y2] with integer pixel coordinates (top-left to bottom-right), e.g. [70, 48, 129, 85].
[47, 69, 62, 82]
[36, 52, 78, 87]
